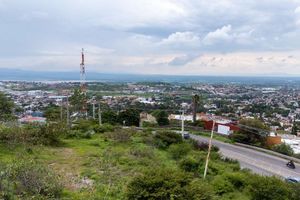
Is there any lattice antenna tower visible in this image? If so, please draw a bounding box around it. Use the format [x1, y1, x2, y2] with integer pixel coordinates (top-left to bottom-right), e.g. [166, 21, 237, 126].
[80, 48, 87, 117]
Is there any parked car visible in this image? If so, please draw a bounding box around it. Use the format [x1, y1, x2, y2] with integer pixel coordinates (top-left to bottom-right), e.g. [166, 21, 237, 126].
[285, 177, 300, 183]
[182, 132, 190, 139]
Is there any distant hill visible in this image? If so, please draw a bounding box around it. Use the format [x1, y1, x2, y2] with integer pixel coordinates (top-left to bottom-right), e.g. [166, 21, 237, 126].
[1, 68, 300, 84]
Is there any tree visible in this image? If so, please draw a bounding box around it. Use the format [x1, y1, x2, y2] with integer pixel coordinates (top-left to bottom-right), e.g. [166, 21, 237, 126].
[0, 92, 15, 121]
[118, 109, 140, 126]
[152, 110, 169, 126]
[102, 110, 118, 125]
[230, 118, 270, 146]
[291, 120, 298, 135]
[44, 104, 60, 121]
[69, 88, 86, 113]
[192, 94, 200, 123]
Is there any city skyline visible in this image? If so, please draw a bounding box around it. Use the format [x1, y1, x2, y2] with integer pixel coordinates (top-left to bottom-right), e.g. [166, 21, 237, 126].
[2, 0, 300, 76]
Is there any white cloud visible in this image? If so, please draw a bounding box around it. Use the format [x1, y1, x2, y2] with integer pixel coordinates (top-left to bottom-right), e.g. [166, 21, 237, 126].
[203, 25, 232, 45]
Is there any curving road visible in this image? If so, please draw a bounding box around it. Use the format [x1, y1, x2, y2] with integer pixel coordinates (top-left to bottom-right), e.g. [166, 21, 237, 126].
[191, 134, 300, 178]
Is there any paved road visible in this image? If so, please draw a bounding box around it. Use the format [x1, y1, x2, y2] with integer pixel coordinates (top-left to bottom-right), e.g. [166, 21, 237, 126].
[191, 134, 300, 178]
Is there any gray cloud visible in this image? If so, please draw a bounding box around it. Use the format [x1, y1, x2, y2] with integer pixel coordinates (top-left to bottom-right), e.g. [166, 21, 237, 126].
[0, 0, 300, 75]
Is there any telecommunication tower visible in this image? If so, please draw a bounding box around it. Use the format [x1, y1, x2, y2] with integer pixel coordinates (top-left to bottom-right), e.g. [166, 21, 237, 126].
[80, 48, 88, 117]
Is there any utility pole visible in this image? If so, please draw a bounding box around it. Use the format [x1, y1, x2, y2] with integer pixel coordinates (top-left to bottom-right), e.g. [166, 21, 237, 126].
[181, 110, 185, 134]
[60, 99, 63, 121]
[66, 96, 70, 128]
[203, 120, 215, 179]
[98, 102, 102, 126]
[92, 101, 95, 120]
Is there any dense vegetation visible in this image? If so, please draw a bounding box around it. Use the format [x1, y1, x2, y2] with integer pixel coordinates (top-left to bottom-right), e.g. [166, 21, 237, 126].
[0, 121, 299, 199]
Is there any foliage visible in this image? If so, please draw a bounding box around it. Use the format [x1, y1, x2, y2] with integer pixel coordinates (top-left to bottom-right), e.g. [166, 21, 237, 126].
[101, 110, 118, 125]
[179, 156, 200, 172]
[272, 143, 294, 156]
[153, 131, 182, 149]
[248, 176, 292, 200]
[0, 159, 62, 199]
[151, 110, 169, 126]
[211, 175, 235, 195]
[129, 145, 154, 159]
[168, 143, 192, 160]
[0, 123, 66, 146]
[93, 123, 114, 133]
[0, 92, 15, 121]
[118, 109, 140, 126]
[230, 118, 269, 146]
[192, 140, 219, 152]
[142, 121, 158, 128]
[192, 94, 200, 122]
[126, 168, 191, 200]
[44, 104, 61, 121]
[104, 129, 132, 142]
[69, 88, 86, 112]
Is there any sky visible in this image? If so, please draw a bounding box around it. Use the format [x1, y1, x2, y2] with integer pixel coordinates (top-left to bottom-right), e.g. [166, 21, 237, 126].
[1, 0, 300, 76]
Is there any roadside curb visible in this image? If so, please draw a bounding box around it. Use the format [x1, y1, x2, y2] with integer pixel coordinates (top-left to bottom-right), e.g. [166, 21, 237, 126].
[235, 143, 300, 164]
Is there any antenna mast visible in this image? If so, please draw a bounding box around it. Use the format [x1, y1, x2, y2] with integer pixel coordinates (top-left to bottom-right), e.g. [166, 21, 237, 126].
[80, 48, 87, 117]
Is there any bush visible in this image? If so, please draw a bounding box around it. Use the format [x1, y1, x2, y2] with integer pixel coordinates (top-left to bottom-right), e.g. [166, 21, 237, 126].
[67, 130, 93, 139]
[179, 156, 200, 172]
[72, 119, 95, 132]
[192, 140, 219, 152]
[105, 130, 132, 142]
[248, 176, 292, 200]
[168, 143, 192, 160]
[142, 121, 158, 128]
[0, 159, 62, 199]
[211, 175, 235, 195]
[126, 168, 192, 200]
[186, 180, 214, 200]
[93, 123, 114, 133]
[154, 131, 182, 149]
[129, 145, 154, 159]
[0, 123, 66, 146]
[272, 143, 294, 156]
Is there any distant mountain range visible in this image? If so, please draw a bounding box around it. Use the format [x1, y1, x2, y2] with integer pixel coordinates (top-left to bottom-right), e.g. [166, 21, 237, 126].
[1, 68, 300, 85]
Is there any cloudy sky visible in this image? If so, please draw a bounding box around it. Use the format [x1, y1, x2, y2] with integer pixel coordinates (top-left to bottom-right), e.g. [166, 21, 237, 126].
[1, 0, 300, 76]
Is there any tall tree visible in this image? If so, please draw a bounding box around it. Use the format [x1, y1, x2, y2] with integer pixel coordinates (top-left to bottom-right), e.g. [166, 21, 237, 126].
[152, 110, 169, 126]
[118, 109, 140, 126]
[0, 92, 15, 121]
[69, 88, 86, 113]
[291, 119, 298, 135]
[192, 94, 200, 123]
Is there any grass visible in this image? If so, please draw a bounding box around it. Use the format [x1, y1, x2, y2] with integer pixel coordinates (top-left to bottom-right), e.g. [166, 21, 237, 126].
[1, 128, 297, 200]
[191, 130, 233, 143]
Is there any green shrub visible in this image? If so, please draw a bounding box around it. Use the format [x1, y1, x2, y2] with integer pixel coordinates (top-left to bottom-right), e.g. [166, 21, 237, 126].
[0, 159, 62, 199]
[154, 131, 182, 149]
[142, 121, 158, 128]
[93, 123, 114, 133]
[192, 140, 219, 152]
[105, 130, 132, 142]
[168, 143, 192, 160]
[211, 175, 235, 195]
[179, 156, 200, 172]
[272, 143, 294, 156]
[129, 145, 154, 159]
[222, 172, 248, 189]
[67, 130, 93, 139]
[126, 168, 191, 200]
[186, 180, 214, 200]
[248, 176, 292, 200]
[72, 119, 96, 132]
[0, 123, 66, 146]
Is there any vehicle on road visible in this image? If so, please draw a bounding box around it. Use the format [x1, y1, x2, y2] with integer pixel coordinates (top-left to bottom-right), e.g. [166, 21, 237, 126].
[182, 132, 190, 139]
[286, 160, 296, 169]
[285, 177, 300, 183]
